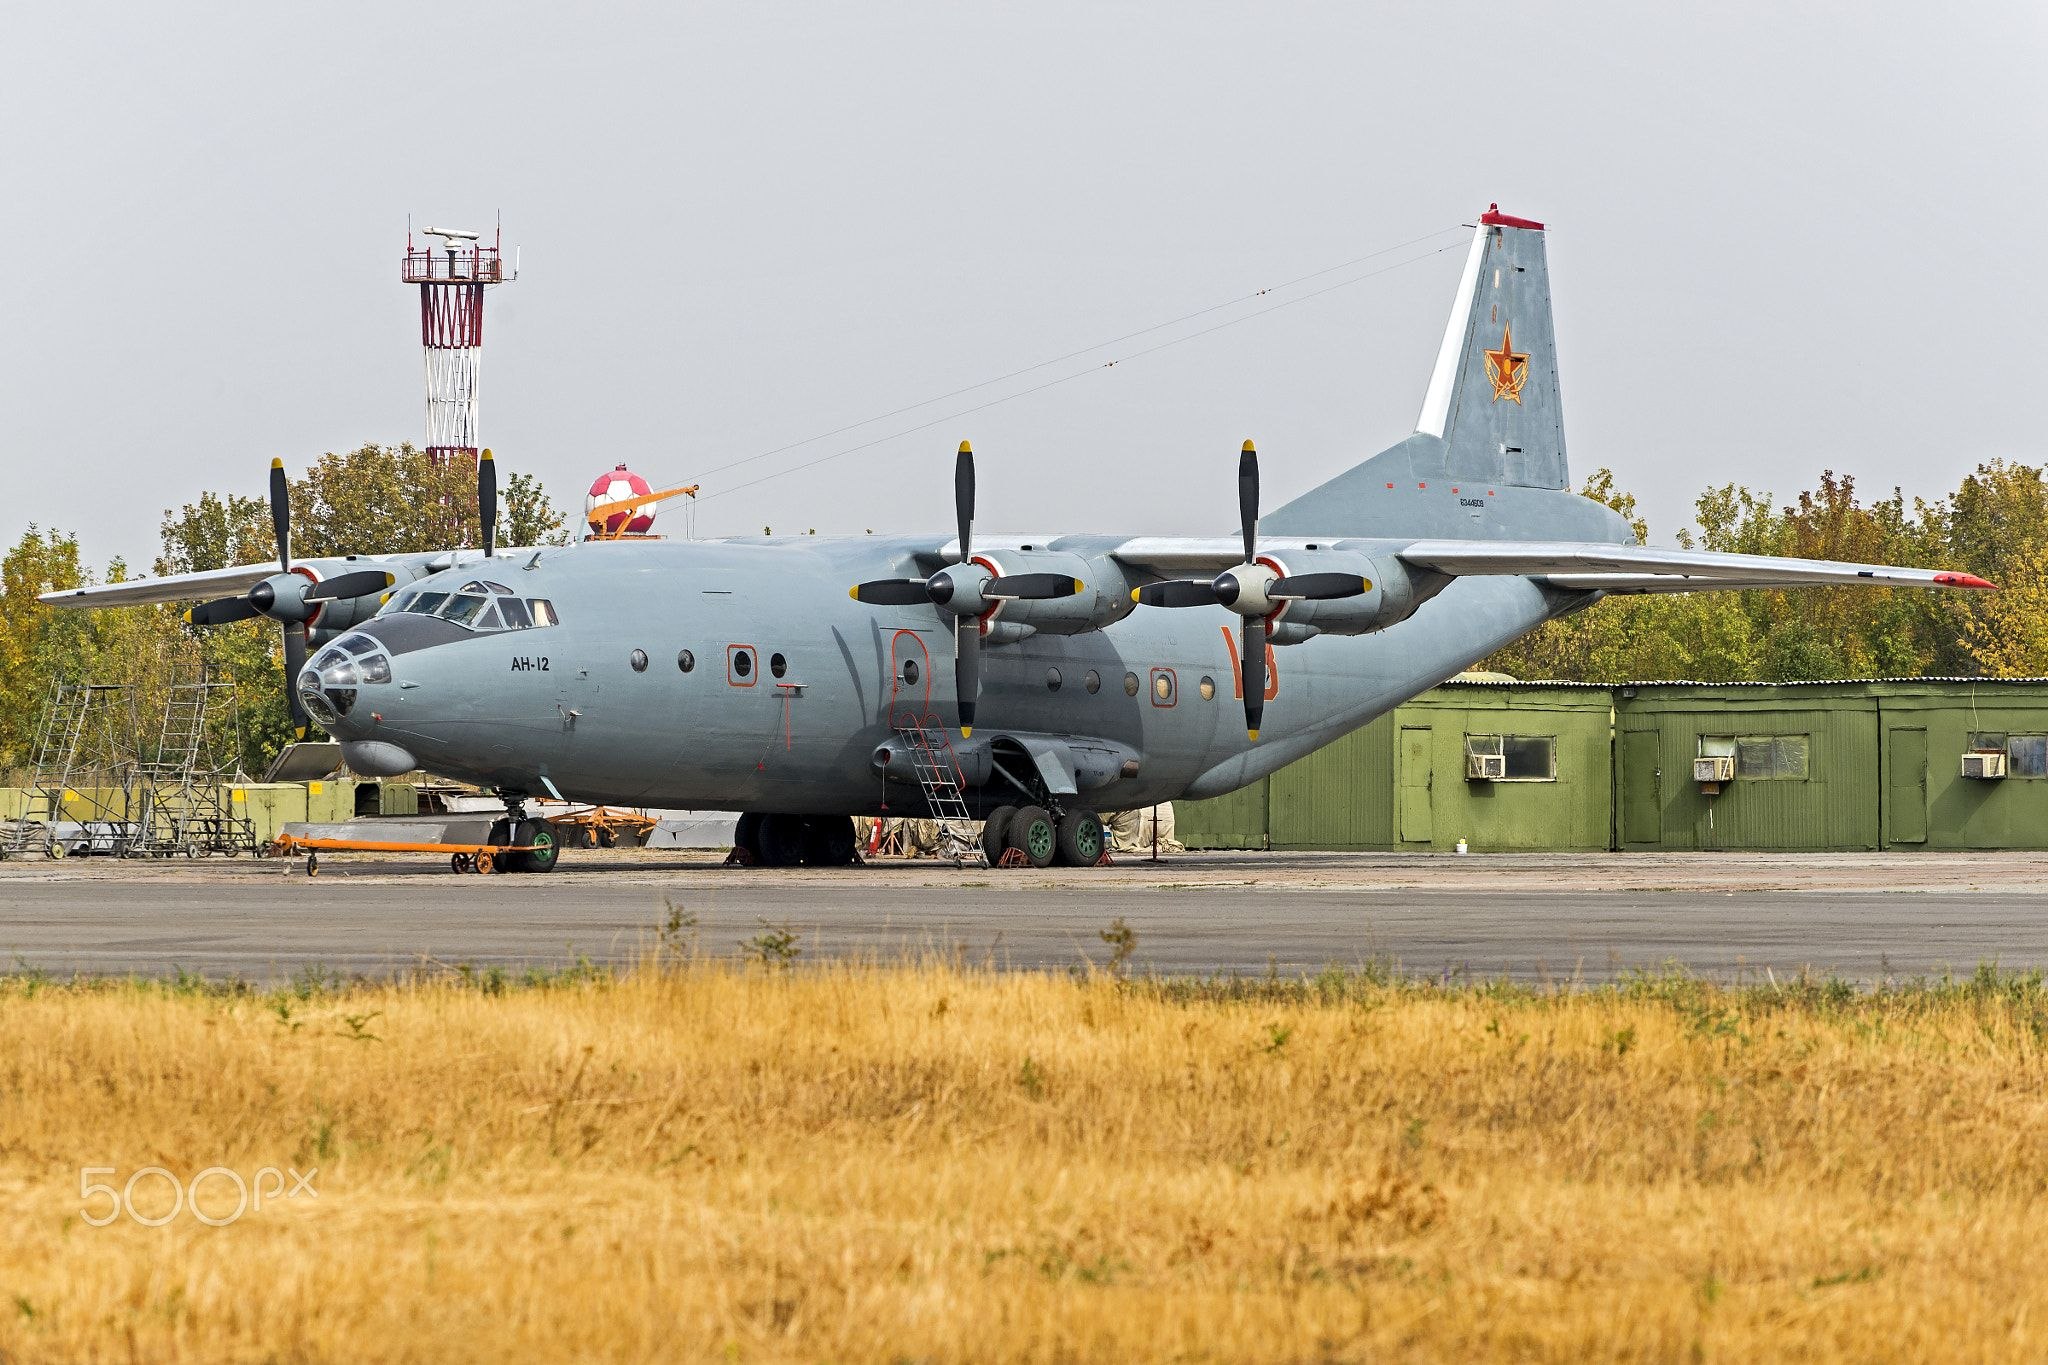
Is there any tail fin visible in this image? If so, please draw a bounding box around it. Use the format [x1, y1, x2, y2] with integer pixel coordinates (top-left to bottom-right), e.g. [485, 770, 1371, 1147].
[1418, 206, 1566, 490]
[1265, 206, 1574, 536]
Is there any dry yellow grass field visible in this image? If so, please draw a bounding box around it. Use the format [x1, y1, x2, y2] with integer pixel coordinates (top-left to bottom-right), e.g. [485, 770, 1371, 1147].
[2, 946, 2045, 1363]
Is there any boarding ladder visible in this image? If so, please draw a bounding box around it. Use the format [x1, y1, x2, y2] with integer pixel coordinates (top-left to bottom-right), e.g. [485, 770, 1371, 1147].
[892, 710, 986, 867]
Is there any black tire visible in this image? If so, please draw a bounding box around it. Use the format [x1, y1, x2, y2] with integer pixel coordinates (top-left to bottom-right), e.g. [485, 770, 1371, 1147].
[581, 827, 600, 848]
[756, 814, 807, 868]
[1004, 804, 1056, 869]
[514, 819, 560, 874]
[1054, 810, 1105, 867]
[597, 826, 616, 849]
[982, 805, 1017, 861]
[734, 812, 765, 862]
[800, 816, 858, 866]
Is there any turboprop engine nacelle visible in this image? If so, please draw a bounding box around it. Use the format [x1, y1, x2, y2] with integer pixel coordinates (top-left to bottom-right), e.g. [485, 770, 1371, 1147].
[1265, 552, 1444, 640]
[972, 551, 1134, 636]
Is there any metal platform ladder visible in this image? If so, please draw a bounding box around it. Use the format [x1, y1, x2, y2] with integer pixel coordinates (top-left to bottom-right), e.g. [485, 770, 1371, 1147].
[894, 711, 986, 867]
[2, 681, 138, 859]
[134, 672, 258, 858]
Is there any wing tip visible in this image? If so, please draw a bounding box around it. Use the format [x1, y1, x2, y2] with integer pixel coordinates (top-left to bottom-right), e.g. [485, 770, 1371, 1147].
[1934, 572, 1998, 590]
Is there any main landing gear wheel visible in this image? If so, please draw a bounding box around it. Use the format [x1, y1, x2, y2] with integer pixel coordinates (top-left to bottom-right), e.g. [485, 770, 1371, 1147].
[755, 814, 807, 868]
[733, 813, 764, 864]
[1004, 805, 1056, 869]
[982, 805, 1017, 862]
[1053, 810, 1105, 867]
[800, 816, 858, 866]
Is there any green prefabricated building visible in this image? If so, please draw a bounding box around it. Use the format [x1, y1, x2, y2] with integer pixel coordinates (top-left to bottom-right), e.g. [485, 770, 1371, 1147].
[1176, 680, 1615, 852]
[1175, 676, 2048, 853]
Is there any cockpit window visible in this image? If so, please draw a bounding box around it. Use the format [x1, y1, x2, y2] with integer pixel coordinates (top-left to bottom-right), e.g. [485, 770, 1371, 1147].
[379, 587, 557, 633]
[438, 594, 489, 626]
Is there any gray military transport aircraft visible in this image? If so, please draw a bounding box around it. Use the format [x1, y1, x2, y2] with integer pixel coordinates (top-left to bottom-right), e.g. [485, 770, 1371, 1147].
[47, 207, 1994, 871]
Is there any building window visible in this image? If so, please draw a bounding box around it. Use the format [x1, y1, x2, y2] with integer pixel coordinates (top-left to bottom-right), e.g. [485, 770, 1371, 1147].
[1704, 734, 1810, 780]
[1465, 734, 1557, 781]
[2009, 735, 2048, 777]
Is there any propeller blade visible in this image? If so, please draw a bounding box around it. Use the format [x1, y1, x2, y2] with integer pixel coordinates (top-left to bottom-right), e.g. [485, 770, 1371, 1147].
[985, 572, 1083, 600]
[1269, 572, 1371, 600]
[954, 440, 974, 564]
[283, 623, 310, 739]
[479, 448, 498, 558]
[850, 579, 936, 606]
[1133, 579, 1223, 608]
[955, 614, 980, 737]
[269, 457, 291, 573]
[1238, 440, 1259, 566]
[1241, 616, 1266, 742]
[186, 596, 264, 627]
[304, 569, 397, 603]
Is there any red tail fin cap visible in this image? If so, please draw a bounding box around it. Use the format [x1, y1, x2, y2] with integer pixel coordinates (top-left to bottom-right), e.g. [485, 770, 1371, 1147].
[1479, 204, 1545, 230]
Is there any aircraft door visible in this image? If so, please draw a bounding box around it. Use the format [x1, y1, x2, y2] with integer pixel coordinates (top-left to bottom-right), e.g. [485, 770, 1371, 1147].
[1886, 727, 1929, 846]
[886, 629, 935, 727]
[1621, 730, 1661, 846]
[1398, 726, 1433, 845]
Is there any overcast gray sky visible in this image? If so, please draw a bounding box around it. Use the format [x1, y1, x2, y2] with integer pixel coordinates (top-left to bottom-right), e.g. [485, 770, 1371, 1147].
[3, 2, 2042, 568]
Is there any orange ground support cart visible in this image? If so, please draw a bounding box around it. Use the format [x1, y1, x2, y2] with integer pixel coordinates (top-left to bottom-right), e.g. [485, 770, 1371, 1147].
[547, 806, 657, 849]
[266, 832, 541, 877]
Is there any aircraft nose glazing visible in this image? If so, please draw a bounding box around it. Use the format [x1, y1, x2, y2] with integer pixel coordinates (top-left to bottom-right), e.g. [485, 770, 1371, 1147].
[297, 632, 395, 732]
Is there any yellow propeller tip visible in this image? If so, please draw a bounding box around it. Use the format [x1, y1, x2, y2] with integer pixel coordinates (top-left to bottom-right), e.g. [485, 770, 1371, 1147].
[1247, 729, 1260, 742]
[1129, 588, 1141, 602]
[960, 725, 972, 738]
[293, 727, 308, 740]
[958, 440, 972, 454]
[848, 586, 860, 600]
[270, 457, 285, 469]
[1242, 439, 1256, 452]
[180, 609, 192, 623]
[481, 448, 494, 461]
[1073, 579, 1085, 593]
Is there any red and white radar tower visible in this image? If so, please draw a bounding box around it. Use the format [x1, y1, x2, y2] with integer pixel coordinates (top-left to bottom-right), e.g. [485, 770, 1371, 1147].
[401, 222, 513, 465]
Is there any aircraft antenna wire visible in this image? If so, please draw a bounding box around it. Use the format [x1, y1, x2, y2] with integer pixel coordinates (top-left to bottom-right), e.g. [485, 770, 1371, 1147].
[689, 223, 1468, 486]
[693, 234, 1471, 506]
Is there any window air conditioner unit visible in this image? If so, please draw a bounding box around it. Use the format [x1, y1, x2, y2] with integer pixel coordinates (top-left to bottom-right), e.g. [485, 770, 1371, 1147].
[1694, 755, 1735, 784]
[1961, 751, 2008, 780]
[1466, 752, 1506, 781]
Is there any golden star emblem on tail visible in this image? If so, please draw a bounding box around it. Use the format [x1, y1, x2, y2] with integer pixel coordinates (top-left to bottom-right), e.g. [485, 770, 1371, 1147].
[1483, 324, 1529, 404]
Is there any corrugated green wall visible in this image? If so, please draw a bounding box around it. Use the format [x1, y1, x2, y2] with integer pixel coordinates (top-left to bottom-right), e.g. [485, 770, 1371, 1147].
[1174, 678, 2048, 853]
[1615, 688, 1881, 851]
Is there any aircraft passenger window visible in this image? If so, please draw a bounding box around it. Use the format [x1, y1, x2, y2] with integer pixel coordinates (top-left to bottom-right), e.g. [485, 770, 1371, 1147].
[1123, 671, 1140, 697]
[677, 649, 695, 673]
[630, 649, 649, 672]
[1151, 669, 1176, 706]
[1199, 676, 1216, 700]
[1084, 670, 1100, 694]
[529, 600, 558, 627]
[729, 646, 755, 685]
[902, 659, 920, 686]
[1046, 667, 1062, 692]
[498, 598, 533, 630]
[770, 653, 787, 679]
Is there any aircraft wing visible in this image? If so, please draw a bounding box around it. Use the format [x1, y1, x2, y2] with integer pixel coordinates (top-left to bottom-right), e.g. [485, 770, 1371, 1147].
[34, 550, 510, 609]
[37, 563, 283, 608]
[1394, 541, 1996, 593]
